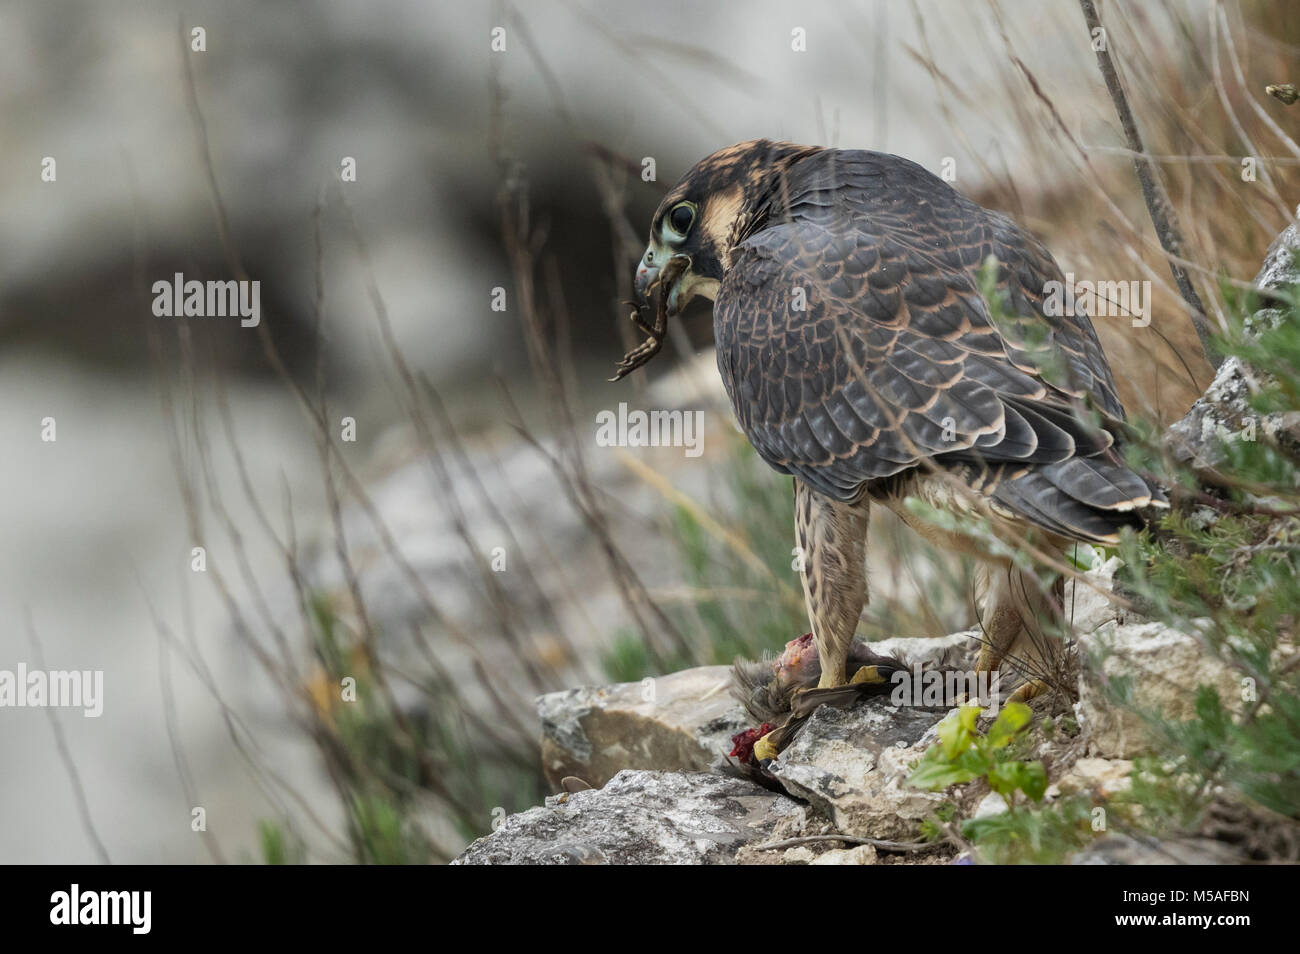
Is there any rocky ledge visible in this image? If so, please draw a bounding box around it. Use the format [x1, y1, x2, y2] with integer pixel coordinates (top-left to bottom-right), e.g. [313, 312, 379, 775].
[455, 559, 1257, 865]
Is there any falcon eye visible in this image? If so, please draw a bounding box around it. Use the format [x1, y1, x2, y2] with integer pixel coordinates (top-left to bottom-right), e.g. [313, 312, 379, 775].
[667, 202, 695, 237]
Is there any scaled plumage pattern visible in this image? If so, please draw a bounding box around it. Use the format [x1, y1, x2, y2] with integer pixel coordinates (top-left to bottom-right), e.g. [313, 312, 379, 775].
[627, 140, 1164, 726]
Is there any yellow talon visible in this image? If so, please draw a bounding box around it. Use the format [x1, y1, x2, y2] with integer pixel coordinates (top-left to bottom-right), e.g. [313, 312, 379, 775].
[753, 733, 780, 761]
[1007, 679, 1049, 704]
[849, 664, 885, 685]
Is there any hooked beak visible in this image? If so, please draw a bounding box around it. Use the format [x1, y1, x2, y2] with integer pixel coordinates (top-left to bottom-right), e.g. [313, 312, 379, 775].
[634, 248, 659, 304]
[634, 246, 689, 315]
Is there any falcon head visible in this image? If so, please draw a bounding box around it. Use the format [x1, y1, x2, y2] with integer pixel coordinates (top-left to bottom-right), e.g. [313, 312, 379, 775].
[635, 139, 819, 315]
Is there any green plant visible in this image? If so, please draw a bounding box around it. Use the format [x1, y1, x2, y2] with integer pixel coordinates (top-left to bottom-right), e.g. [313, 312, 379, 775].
[908, 702, 1048, 806]
[960, 793, 1100, 864]
[909, 703, 1108, 862]
[258, 819, 306, 865]
[1106, 283, 1300, 826]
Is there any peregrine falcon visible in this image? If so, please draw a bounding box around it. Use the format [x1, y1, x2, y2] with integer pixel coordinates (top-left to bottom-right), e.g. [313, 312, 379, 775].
[622, 139, 1163, 711]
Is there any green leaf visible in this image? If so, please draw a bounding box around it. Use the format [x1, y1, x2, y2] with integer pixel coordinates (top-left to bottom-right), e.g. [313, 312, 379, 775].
[936, 712, 966, 760]
[986, 761, 1021, 798]
[987, 759, 1049, 801]
[907, 748, 987, 791]
[960, 813, 1017, 842]
[987, 702, 1033, 749]
[935, 704, 983, 760]
[1018, 761, 1049, 802]
[958, 703, 981, 733]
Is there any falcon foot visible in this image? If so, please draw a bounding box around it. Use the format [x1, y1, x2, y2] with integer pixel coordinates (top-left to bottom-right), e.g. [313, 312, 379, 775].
[609, 308, 665, 380]
[727, 634, 917, 765]
[975, 639, 1063, 707]
[609, 256, 687, 381]
[849, 663, 888, 686]
[1007, 678, 1050, 705]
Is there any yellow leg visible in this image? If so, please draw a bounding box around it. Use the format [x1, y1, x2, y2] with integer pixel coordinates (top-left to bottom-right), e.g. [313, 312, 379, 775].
[976, 562, 1064, 705]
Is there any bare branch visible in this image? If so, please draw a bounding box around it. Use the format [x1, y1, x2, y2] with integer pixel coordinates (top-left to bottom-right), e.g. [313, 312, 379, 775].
[1078, 0, 1217, 368]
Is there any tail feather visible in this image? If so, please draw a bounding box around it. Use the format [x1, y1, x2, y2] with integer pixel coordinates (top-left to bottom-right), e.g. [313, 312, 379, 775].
[991, 455, 1162, 544]
[1039, 455, 1153, 511]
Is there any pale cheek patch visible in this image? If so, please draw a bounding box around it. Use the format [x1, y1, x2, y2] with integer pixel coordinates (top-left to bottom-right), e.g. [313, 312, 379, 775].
[701, 187, 745, 267]
[678, 273, 721, 304]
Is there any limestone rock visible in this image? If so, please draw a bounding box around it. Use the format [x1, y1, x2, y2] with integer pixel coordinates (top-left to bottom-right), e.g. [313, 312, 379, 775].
[453, 769, 801, 865]
[1169, 204, 1300, 467]
[1055, 757, 1133, 798]
[536, 665, 746, 789]
[1065, 555, 1126, 634]
[767, 695, 949, 840]
[811, 844, 879, 865]
[973, 792, 1009, 819]
[534, 633, 976, 791]
[870, 630, 980, 669]
[1077, 620, 1243, 758]
[1167, 355, 1259, 468]
[1254, 206, 1300, 293]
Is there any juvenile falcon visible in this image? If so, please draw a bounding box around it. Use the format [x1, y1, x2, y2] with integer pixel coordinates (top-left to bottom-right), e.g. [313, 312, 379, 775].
[622, 139, 1163, 710]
